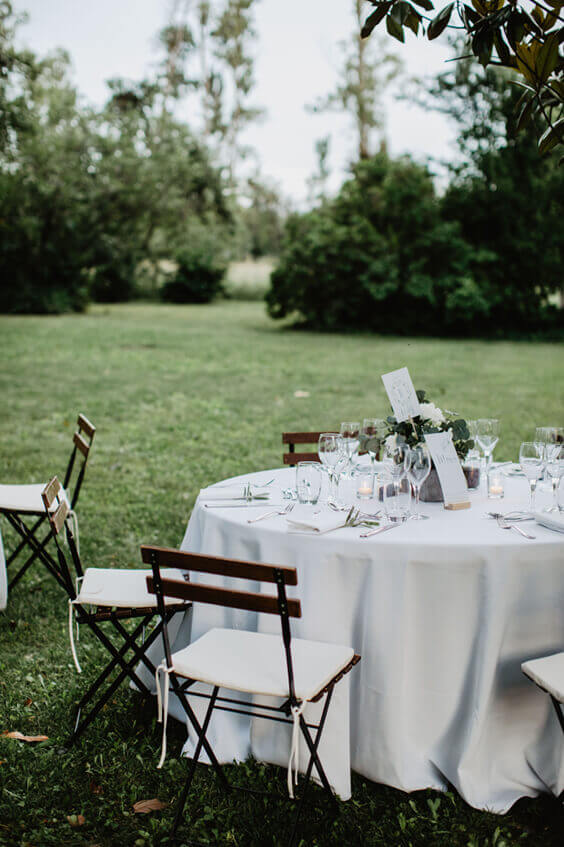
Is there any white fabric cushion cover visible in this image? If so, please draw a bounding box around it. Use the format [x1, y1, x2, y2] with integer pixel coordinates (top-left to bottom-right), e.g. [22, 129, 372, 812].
[76, 568, 186, 608]
[170, 627, 354, 701]
[522, 652, 564, 703]
[0, 483, 70, 514]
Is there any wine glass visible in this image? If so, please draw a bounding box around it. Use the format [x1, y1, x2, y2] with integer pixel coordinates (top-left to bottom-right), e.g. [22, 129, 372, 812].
[466, 419, 481, 462]
[339, 421, 360, 476]
[405, 445, 431, 520]
[382, 440, 409, 498]
[519, 441, 545, 513]
[475, 419, 500, 473]
[535, 426, 564, 461]
[544, 445, 564, 513]
[318, 433, 340, 505]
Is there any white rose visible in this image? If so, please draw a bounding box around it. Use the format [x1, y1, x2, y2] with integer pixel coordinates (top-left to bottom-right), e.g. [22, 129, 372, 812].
[419, 402, 444, 427]
[384, 433, 397, 451]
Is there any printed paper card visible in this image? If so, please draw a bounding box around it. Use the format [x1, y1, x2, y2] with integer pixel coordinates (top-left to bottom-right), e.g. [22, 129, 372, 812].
[424, 431, 469, 507]
[381, 367, 421, 423]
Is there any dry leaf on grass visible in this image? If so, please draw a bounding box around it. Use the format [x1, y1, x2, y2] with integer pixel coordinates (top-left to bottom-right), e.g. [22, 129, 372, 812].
[133, 798, 167, 814]
[1, 731, 48, 743]
[67, 814, 86, 827]
[24, 698, 33, 707]
[293, 390, 310, 398]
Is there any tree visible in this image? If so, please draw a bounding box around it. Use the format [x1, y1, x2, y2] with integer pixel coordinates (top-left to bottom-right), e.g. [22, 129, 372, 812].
[360, 0, 564, 155]
[309, 0, 402, 161]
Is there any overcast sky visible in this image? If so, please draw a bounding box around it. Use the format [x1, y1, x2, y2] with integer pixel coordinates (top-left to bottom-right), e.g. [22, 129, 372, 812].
[14, 0, 457, 206]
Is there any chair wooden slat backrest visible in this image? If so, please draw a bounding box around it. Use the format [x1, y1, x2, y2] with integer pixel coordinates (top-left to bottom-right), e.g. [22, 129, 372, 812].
[63, 413, 96, 508]
[41, 476, 78, 595]
[282, 431, 335, 466]
[142, 545, 302, 698]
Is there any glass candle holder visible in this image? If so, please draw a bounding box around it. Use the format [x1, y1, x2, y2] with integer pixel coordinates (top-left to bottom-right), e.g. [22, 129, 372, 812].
[487, 468, 505, 499]
[356, 473, 374, 500]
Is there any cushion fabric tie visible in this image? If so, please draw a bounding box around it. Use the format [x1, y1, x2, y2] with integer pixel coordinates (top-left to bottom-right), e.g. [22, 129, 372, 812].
[287, 701, 307, 799]
[155, 661, 173, 769]
[65, 509, 80, 554]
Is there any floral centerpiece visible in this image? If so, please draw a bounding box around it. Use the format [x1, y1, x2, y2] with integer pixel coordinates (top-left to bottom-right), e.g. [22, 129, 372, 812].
[360, 390, 478, 501]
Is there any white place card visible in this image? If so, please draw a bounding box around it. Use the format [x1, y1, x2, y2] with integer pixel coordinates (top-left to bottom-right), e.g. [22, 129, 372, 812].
[424, 431, 470, 509]
[381, 367, 421, 423]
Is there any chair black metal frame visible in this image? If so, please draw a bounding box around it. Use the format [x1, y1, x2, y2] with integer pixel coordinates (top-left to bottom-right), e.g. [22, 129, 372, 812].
[3, 413, 96, 592]
[142, 543, 360, 846]
[42, 477, 189, 743]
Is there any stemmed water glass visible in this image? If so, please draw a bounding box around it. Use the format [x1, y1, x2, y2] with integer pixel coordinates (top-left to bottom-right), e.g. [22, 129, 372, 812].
[519, 441, 545, 513]
[405, 445, 431, 520]
[362, 418, 384, 478]
[382, 440, 409, 496]
[535, 426, 564, 461]
[544, 445, 564, 513]
[318, 433, 341, 505]
[339, 422, 360, 476]
[475, 419, 500, 473]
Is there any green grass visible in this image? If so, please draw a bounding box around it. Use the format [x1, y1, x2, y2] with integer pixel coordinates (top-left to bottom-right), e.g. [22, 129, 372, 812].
[0, 301, 562, 847]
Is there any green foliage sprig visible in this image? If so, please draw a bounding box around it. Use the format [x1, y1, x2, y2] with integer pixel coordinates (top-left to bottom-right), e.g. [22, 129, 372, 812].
[385, 389, 474, 460]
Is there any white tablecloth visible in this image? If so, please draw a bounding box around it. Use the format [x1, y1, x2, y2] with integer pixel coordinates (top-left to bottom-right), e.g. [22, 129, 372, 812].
[173, 467, 564, 812]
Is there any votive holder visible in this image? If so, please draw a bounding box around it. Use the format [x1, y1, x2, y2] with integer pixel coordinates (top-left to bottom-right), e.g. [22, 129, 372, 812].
[356, 474, 374, 500]
[487, 468, 505, 499]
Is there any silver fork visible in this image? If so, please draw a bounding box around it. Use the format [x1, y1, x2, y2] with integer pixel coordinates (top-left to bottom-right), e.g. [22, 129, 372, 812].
[247, 503, 295, 523]
[496, 517, 536, 539]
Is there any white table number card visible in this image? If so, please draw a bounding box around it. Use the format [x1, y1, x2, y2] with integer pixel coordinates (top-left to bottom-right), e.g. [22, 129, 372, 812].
[424, 431, 470, 510]
[381, 367, 421, 423]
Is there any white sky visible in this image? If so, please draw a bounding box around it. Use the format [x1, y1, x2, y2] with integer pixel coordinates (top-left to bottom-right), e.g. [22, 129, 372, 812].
[14, 0, 457, 207]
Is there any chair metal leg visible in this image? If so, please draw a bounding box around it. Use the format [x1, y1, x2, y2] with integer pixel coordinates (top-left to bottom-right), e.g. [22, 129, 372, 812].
[171, 686, 222, 839]
[5, 513, 68, 592]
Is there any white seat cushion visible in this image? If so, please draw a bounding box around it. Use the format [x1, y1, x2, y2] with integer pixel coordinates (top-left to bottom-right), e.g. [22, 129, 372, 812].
[170, 627, 355, 702]
[522, 652, 564, 703]
[0, 483, 69, 514]
[76, 568, 186, 608]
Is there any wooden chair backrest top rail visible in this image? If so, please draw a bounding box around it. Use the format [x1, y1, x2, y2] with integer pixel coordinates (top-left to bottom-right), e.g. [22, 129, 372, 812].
[41, 476, 69, 536]
[77, 414, 96, 439]
[140, 545, 298, 586]
[146, 576, 302, 618]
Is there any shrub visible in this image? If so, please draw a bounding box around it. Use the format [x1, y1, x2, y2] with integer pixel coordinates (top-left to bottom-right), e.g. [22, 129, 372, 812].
[160, 247, 226, 304]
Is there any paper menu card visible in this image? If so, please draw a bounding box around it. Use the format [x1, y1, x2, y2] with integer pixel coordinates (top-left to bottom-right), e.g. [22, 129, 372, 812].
[381, 367, 421, 423]
[424, 431, 470, 508]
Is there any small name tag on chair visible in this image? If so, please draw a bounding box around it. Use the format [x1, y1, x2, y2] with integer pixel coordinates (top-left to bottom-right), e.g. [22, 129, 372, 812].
[381, 367, 421, 424]
[424, 432, 471, 510]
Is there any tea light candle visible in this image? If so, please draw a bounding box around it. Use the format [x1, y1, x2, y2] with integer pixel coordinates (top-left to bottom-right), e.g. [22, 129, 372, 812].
[357, 476, 373, 499]
[487, 469, 504, 499]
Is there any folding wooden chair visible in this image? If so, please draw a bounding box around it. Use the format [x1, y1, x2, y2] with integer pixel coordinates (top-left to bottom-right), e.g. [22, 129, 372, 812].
[522, 653, 564, 745]
[41, 477, 190, 743]
[0, 413, 96, 592]
[282, 432, 331, 466]
[142, 543, 360, 845]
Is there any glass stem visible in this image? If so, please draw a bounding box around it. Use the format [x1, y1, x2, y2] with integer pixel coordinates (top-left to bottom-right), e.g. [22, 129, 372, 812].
[552, 477, 559, 510]
[415, 484, 420, 513]
[529, 480, 537, 512]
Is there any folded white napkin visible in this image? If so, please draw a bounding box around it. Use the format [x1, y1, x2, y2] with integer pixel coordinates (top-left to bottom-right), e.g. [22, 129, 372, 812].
[533, 511, 564, 533]
[286, 505, 348, 534]
[199, 484, 270, 502]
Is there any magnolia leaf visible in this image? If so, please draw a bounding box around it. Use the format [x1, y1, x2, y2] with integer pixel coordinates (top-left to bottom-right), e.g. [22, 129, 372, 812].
[516, 95, 534, 132]
[428, 3, 454, 40]
[67, 814, 86, 828]
[361, 4, 391, 37]
[133, 798, 167, 814]
[405, 10, 421, 34]
[536, 31, 560, 83]
[1, 731, 49, 742]
[411, 0, 434, 9]
[386, 13, 405, 41]
[538, 119, 564, 154]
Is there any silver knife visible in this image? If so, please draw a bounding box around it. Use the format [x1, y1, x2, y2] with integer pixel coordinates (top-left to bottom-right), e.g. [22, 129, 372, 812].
[203, 502, 282, 509]
[360, 522, 403, 538]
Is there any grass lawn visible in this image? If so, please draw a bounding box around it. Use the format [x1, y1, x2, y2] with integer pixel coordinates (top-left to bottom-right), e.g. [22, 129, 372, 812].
[0, 301, 563, 846]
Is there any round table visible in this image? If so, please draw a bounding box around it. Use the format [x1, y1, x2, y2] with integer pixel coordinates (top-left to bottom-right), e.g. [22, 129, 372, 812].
[178, 466, 564, 812]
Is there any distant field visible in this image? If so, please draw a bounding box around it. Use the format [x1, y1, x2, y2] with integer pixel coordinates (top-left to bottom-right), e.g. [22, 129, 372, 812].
[224, 257, 275, 299]
[0, 301, 562, 846]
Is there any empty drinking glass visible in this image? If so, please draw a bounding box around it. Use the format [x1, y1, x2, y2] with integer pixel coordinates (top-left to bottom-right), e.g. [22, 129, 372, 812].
[296, 462, 322, 505]
[339, 422, 360, 476]
[519, 441, 545, 513]
[476, 419, 500, 473]
[383, 480, 411, 522]
[545, 445, 564, 513]
[405, 445, 431, 520]
[318, 433, 341, 505]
